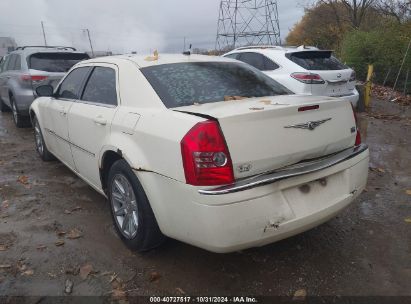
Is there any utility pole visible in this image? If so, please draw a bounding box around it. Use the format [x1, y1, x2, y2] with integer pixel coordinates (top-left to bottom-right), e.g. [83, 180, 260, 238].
[393, 38, 411, 92]
[233, 0, 238, 48]
[404, 69, 409, 96]
[84, 29, 95, 58]
[41, 21, 47, 47]
[183, 36, 186, 51]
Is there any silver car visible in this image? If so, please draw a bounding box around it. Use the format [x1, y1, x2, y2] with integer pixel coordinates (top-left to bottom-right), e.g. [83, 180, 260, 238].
[0, 46, 89, 127]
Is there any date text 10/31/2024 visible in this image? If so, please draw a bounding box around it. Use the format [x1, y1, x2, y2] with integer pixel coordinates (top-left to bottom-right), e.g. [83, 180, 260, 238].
[149, 296, 258, 303]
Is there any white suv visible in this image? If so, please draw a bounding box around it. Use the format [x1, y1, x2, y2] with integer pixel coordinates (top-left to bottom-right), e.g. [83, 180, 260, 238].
[223, 45, 359, 107]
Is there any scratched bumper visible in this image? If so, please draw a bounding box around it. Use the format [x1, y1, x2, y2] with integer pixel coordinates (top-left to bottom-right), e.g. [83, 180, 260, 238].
[199, 144, 368, 195]
[137, 147, 369, 253]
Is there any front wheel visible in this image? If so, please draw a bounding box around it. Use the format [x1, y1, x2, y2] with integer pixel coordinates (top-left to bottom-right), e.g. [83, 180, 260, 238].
[108, 159, 165, 251]
[33, 116, 55, 161]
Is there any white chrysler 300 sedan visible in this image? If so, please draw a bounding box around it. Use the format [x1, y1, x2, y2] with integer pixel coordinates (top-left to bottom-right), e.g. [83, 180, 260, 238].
[30, 54, 369, 253]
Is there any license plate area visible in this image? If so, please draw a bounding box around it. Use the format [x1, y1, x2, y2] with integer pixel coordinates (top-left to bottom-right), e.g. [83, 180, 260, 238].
[326, 83, 348, 96]
[282, 170, 348, 218]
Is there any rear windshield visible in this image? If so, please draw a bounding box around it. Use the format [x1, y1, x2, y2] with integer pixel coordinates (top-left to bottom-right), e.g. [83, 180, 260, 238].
[286, 51, 348, 71]
[141, 62, 292, 108]
[28, 53, 90, 72]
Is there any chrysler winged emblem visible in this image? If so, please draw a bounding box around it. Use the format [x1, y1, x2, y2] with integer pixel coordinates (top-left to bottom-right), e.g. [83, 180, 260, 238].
[284, 118, 332, 131]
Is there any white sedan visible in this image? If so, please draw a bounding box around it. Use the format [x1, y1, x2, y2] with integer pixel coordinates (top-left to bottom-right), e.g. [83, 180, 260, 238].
[30, 54, 369, 253]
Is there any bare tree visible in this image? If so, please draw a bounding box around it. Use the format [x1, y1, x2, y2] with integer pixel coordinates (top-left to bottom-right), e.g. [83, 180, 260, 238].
[375, 0, 411, 23]
[317, 0, 377, 29]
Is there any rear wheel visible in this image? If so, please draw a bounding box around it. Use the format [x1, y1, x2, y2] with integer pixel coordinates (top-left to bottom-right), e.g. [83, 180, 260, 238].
[33, 116, 55, 161]
[10, 96, 30, 128]
[108, 159, 165, 251]
[0, 97, 11, 112]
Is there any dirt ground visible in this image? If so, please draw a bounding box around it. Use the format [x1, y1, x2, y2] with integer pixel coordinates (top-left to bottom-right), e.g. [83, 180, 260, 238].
[0, 98, 410, 300]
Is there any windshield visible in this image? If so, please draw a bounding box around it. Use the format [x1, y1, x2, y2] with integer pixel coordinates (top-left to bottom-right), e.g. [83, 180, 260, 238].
[141, 62, 292, 108]
[286, 51, 348, 71]
[28, 52, 90, 72]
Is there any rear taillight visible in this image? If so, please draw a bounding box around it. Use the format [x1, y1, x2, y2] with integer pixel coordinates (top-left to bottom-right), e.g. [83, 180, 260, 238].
[291, 72, 325, 84]
[181, 120, 234, 186]
[20, 75, 48, 84]
[351, 104, 361, 146]
[355, 128, 361, 146]
[349, 71, 356, 82]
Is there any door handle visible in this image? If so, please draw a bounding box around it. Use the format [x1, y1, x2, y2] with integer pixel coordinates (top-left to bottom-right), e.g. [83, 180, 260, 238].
[93, 116, 107, 126]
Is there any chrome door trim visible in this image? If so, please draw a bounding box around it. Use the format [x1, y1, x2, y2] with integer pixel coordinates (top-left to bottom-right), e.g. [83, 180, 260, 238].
[45, 128, 95, 157]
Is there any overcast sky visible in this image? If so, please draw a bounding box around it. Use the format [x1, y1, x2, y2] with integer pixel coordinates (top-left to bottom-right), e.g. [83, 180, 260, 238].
[0, 0, 305, 54]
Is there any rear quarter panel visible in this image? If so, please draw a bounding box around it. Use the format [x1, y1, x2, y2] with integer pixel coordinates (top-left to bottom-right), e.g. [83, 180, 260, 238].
[102, 107, 203, 183]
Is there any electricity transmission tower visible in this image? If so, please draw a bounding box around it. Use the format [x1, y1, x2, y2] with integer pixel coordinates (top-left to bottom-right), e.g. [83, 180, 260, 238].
[215, 0, 281, 52]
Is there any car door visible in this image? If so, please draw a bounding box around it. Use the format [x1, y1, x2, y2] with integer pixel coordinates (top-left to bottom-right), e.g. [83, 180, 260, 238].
[235, 52, 289, 90]
[0, 55, 12, 103]
[237, 52, 280, 72]
[45, 66, 91, 169]
[67, 64, 119, 188]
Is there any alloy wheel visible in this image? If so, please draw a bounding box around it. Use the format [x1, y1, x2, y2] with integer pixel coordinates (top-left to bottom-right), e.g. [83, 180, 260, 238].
[11, 102, 18, 124]
[111, 174, 139, 239]
[34, 120, 44, 155]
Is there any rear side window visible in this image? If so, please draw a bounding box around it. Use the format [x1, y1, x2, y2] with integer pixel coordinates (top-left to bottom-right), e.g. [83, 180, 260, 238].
[237, 52, 279, 71]
[6, 54, 17, 70]
[6, 54, 21, 70]
[28, 53, 90, 72]
[14, 55, 21, 70]
[5, 55, 15, 70]
[224, 53, 240, 60]
[1, 56, 11, 71]
[81, 67, 117, 106]
[141, 62, 291, 108]
[286, 51, 348, 70]
[57, 67, 90, 99]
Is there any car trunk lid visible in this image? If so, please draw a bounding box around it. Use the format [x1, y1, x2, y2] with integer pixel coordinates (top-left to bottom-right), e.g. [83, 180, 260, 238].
[27, 52, 89, 91]
[311, 69, 355, 97]
[286, 50, 356, 97]
[28, 69, 66, 90]
[174, 95, 357, 179]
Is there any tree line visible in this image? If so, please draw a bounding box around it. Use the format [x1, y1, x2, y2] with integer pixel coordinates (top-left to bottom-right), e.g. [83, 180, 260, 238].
[286, 0, 411, 90]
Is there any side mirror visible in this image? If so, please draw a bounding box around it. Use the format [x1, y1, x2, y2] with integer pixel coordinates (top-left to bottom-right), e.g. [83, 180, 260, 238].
[36, 85, 54, 97]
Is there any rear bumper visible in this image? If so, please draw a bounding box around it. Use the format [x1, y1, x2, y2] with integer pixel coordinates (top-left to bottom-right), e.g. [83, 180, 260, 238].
[137, 146, 369, 253]
[337, 89, 359, 107]
[199, 144, 368, 195]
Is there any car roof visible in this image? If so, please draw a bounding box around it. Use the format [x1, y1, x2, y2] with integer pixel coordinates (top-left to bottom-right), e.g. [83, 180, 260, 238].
[226, 45, 332, 54]
[81, 53, 235, 68]
[8, 46, 88, 56]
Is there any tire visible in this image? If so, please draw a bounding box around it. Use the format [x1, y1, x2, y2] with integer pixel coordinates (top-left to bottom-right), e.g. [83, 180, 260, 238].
[10, 96, 30, 128]
[33, 116, 55, 161]
[107, 159, 165, 251]
[0, 97, 11, 112]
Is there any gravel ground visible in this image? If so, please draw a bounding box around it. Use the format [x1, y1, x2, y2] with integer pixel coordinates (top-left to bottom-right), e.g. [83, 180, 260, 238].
[0, 98, 410, 301]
